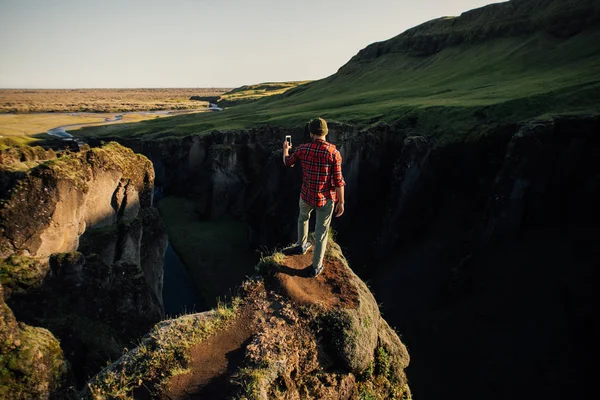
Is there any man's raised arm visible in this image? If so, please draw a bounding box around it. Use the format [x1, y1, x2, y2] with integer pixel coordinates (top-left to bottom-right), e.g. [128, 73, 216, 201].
[283, 140, 298, 167]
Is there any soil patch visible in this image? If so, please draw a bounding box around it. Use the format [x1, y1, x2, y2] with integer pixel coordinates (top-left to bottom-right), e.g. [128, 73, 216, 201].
[273, 249, 359, 309]
[161, 307, 256, 399]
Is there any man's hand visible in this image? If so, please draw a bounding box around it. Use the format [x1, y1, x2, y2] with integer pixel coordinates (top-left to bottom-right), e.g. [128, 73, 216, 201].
[335, 202, 345, 217]
[334, 186, 345, 217]
[283, 140, 292, 156]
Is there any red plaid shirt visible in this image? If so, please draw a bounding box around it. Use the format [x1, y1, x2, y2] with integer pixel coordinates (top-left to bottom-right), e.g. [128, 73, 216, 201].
[284, 139, 346, 207]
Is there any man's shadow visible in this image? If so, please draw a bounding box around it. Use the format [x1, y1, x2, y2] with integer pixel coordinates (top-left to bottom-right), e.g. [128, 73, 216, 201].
[277, 246, 313, 277]
[275, 264, 313, 278]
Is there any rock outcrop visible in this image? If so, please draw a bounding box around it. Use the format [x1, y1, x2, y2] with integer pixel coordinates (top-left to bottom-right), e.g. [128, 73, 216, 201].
[0, 142, 167, 394]
[0, 282, 67, 400]
[82, 241, 410, 399]
[0, 142, 155, 259]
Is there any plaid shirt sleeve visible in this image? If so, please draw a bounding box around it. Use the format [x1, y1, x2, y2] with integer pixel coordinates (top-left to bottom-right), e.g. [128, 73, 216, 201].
[330, 149, 346, 187]
[284, 148, 300, 167]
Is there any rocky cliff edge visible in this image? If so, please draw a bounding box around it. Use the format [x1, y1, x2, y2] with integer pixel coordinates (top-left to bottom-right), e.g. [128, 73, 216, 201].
[83, 241, 411, 400]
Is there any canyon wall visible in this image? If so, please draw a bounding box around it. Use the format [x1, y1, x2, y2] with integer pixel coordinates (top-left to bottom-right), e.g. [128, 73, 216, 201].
[0, 142, 167, 394]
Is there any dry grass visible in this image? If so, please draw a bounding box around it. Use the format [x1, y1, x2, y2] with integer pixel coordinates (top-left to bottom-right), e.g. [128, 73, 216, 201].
[0, 88, 231, 113]
[0, 113, 114, 137]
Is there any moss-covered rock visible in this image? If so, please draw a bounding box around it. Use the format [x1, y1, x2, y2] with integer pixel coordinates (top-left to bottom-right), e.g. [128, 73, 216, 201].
[0, 141, 167, 393]
[0, 283, 67, 400]
[243, 240, 411, 399]
[0, 254, 48, 297]
[9, 247, 165, 388]
[0, 144, 56, 171]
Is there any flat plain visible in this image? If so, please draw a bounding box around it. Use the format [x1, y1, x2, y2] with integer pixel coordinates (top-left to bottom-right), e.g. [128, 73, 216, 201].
[0, 88, 230, 113]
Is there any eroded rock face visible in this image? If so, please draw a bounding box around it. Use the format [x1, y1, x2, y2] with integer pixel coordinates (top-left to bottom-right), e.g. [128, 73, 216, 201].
[0, 142, 167, 392]
[90, 122, 402, 250]
[0, 142, 154, 259]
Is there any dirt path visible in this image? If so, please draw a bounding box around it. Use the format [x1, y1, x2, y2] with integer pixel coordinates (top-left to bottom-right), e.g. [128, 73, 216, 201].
[161, 309, 255, 399]
[159, 249, 359, 399]
[274, 249, 359, 309]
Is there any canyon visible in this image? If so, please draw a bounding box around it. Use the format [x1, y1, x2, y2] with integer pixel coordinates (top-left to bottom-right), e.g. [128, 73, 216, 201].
[89, 113, 599, 399]
[1, 0, 599, 398]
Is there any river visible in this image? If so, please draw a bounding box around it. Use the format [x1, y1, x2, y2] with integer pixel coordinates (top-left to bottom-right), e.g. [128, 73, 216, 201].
[45, 104, 222, 141]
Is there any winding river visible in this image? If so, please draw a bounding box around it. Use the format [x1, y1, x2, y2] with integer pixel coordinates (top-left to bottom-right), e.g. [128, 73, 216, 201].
[46, 104, 222, 141]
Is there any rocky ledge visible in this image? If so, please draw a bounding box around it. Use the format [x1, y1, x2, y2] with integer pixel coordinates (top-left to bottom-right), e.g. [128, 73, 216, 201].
[83, 241, 411, 400]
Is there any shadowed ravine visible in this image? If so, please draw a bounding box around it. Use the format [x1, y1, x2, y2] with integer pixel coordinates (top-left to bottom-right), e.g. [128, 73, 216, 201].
[162, 243, 206, 317]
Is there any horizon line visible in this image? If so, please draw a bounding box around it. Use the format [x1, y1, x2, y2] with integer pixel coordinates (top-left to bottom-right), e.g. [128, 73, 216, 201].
[0, 86, 235, 90]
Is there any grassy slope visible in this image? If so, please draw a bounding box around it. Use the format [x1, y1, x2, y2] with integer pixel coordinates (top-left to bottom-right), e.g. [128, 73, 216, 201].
[157, 197, 258, 307]
[217, 81, 311, 106]
[77, 4, 600, 142]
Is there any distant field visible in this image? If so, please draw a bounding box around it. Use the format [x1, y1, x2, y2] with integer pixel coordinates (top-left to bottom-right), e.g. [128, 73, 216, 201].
[0, 113, 113, 137]
[0, 110, 214, 150]
[0, 88, 231, 113]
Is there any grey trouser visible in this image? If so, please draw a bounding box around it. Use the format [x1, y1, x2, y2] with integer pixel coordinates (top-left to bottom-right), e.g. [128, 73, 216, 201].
[298, 197, 335, 269]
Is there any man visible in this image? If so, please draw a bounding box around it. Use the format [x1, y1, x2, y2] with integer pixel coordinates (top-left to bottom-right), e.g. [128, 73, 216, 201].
[283, 117, 346, 277]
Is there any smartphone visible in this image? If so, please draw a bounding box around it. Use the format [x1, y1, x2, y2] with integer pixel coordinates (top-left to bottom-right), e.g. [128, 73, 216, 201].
[285, 135, 292, 146]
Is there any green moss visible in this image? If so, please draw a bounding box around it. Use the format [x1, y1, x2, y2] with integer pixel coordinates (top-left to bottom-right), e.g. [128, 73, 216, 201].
[271, 252, 285, 264]
[255, 252, 286, 275]
[51, 251, 83, 267]
[36, 141, 152, 195]
[234, 366, 274, 399]
[0, 255, 47, 294]
[374, 346, 391, 379]
[42, 154, 91, 193]
[354, 343, 412, 400]
[0, 325, 67, 399]
[88, 141, 154, 197]
[0, 136, 38, 151]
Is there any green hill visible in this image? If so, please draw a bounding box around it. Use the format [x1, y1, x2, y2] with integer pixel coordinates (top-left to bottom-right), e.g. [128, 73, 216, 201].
[78, 0, 600, 143]
[216, 81, 311, 107]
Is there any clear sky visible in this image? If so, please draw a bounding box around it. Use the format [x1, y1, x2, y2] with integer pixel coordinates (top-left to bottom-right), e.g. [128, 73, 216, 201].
[0, 0, 501, 88]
